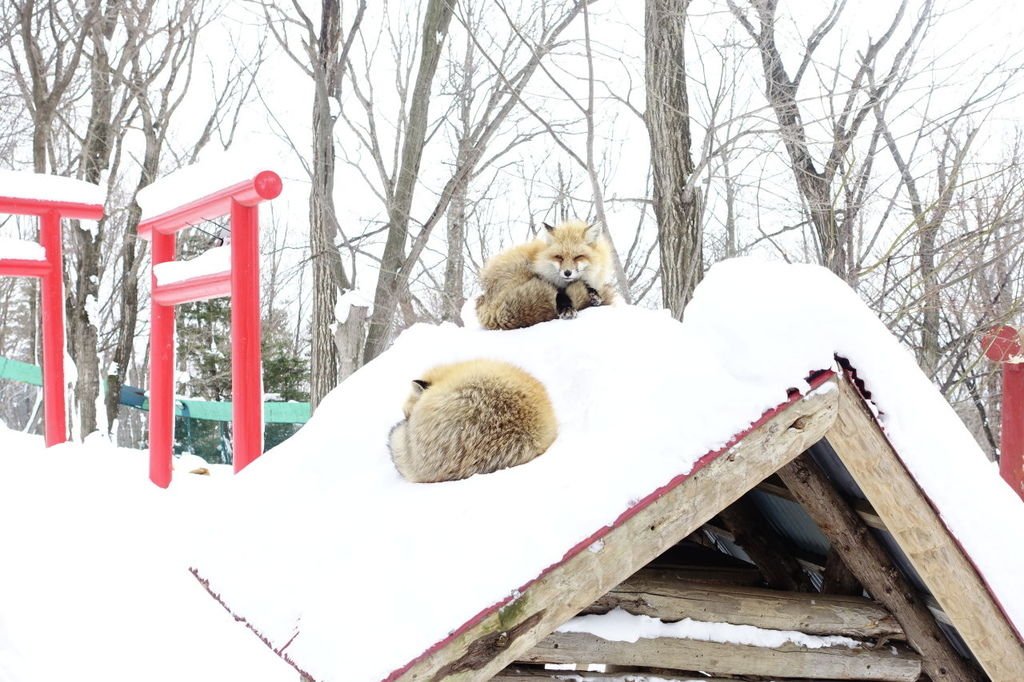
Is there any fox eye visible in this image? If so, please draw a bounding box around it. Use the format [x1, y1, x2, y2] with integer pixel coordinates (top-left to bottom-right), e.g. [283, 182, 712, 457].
[573, 255, 584, 262]
[553, 255, 563, 263]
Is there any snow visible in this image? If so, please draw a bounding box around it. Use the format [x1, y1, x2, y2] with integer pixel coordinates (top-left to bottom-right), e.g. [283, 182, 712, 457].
[2, 258, 1022, 682]
[153, 245, 231, 285]
[0, 237, 45, 261]
[334, 288, 374, 324]
[0, 428, 294, 682]
[136, 149, 283, 220]
[0, 170, 105, 205]
[557, 607, 861, 650]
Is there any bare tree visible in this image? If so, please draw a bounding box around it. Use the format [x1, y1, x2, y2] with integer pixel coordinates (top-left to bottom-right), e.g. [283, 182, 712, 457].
[727, 0, 933, 282]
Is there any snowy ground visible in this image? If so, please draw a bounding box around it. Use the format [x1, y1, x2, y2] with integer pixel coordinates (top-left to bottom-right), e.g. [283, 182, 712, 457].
[1, 258, 1022, 682]
[0, 430, 294, 682]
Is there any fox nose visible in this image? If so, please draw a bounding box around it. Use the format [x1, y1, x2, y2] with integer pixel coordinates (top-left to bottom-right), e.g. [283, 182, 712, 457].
[563, 270, 572, 277]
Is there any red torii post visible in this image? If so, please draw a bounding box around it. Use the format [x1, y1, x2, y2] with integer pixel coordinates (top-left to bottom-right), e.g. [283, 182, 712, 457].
[981, 325, 1024, 501]
[139, 171, 282, 488]
[0, 194, 104, 446]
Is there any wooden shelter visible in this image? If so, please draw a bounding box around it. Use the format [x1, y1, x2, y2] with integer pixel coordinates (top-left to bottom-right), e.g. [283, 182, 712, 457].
[382, 366, 1023, 682]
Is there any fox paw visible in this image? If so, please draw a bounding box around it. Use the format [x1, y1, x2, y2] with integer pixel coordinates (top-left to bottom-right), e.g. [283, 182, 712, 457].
[586, 286, 603, 307]
[556, 289, 577, 320]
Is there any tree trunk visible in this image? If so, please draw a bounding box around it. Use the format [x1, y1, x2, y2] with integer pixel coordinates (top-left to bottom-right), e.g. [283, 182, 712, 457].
[334, 304, 368, 381]
[362, 0, 454, 362]
[105, 138, 159, 435]
[442, 165, 467, 324]
[71, 7, 117, 437]
[309, 0, 356, 409]
[645, 0, 703, 319]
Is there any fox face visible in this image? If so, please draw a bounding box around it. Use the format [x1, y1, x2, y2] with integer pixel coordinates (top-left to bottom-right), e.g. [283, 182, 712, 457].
[533, 221, 605, 288]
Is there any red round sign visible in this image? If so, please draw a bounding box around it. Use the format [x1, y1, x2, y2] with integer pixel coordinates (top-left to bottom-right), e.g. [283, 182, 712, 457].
[981, 325, 1022, 362]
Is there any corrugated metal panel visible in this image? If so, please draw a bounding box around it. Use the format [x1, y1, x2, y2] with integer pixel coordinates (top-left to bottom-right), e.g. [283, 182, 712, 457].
[749, 488, 830, 560]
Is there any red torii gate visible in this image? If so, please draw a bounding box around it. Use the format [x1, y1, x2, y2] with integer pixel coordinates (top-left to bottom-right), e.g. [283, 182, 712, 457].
[139, 170, 282, 488]
[0, 190, 104, 446]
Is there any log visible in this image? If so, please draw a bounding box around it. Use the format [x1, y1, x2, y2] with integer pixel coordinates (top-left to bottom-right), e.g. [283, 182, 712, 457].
[818, 376, 1024, 680]
[391, 377, 839, 681]
[494, 668, 736, 681]
[582, 569, 904, 640]
[520, 631, 922, 682]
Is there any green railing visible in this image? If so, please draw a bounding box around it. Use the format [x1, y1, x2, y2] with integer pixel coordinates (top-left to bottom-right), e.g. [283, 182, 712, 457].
[0, 355, 310, 424]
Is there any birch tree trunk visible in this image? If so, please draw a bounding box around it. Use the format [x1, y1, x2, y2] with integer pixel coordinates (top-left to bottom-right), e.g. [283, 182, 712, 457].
[645, 0, 703, 319]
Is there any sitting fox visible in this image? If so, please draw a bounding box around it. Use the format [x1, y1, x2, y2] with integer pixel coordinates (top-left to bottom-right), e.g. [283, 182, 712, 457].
[388, 359, 558, 483]
[476, 219, 617, 330]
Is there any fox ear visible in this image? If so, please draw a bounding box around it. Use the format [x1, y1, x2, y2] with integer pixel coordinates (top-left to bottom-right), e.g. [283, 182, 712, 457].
[411, 379, 429, 395]
[584, 222, 604, 244]
[542, 222, 556, 242]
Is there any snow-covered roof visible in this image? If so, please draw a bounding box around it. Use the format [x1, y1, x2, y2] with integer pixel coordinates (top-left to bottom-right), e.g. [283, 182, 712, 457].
[189, 258, 1024, 681]
[0, 170, 105, 206]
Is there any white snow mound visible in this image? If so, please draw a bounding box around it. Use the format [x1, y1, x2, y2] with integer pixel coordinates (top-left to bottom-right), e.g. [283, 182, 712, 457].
[190, 258, 1024, 682]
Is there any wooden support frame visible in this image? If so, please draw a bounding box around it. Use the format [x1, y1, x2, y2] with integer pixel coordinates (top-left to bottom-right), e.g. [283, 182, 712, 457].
[778, 452, 982, 681]
[824, 374, 1024, 680]
[520, 631, 922, 682]
[495, 670, 738, 682]
[389, 376, 839, 681]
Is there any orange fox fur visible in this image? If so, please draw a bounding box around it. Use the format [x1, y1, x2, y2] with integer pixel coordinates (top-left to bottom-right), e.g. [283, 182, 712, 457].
[388, 359, 558, 483]
[475, 219, 617, 330]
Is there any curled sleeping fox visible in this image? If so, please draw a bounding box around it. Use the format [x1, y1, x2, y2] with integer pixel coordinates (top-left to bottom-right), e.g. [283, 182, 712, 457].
[388, 359, 557, 483]
[476, 219, 618, 330]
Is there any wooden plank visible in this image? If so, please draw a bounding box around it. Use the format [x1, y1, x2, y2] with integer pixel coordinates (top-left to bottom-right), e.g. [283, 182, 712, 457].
[391, 377, 839, 681]
[582, 569, 904, 639]
[824, 376, 1024, 680]
[520, 631, 921, 682]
